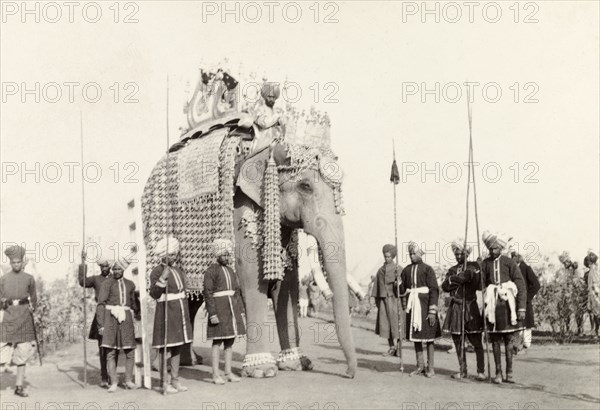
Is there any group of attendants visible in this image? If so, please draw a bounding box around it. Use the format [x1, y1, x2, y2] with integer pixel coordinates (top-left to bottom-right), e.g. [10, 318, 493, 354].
[370, 233, 600, 384]
[0, 236, 246, 397]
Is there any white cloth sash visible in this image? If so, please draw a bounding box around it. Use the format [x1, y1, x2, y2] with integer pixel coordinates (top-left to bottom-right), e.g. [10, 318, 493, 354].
[406, 287, 429, 332]
[484, 281, 518, 325]
[107, 305, 131, 323]
[213, 290, 235, 297]
[158, 291, 186, 303]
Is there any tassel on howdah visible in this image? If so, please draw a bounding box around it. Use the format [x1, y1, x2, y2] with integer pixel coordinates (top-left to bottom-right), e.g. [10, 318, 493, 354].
[262, 152, 284, 281]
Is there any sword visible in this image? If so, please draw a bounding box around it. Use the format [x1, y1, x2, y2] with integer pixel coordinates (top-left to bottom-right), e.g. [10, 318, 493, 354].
[27, 296, 43, 366]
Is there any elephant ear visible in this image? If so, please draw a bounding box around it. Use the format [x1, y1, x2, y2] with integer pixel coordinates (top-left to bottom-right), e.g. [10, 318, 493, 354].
[235, 147, 272, 208]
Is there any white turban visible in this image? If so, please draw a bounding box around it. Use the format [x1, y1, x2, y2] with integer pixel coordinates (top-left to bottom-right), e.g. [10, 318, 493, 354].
[212, 239, 234, 257]
[113, 256, 130, 271]
[407, 241, 425, 257]
[451, 239, 472, 256]
[155, 235, 180, 257]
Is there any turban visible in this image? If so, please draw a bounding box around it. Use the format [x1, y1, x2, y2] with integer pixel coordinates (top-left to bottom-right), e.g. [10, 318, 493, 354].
[97, 257, 110, 267]
[451, 239, 472, 256]
[261, 82, 280, 100]
[212, 239, 234, 257]
[155, 235, 180, 257]
[4, 245, 26, 260]
[407, 242, 425, 257]
[588, 249, 598, 265]
[382, 244, 397, 258]
[113, 256, 130, 271]
[482, 231, 508, 250]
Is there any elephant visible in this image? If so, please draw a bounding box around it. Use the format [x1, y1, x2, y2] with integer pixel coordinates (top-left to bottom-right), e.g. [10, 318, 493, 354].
[141, 125, 357, 379]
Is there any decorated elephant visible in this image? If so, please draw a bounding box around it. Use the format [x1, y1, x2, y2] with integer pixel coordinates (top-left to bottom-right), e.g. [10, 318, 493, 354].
[141, 120, 356, 379]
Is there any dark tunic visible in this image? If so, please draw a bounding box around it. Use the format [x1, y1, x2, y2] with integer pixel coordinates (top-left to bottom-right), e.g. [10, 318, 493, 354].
[0, 270, 37, 343]
[518, 261, 540, 329]
[371, 262, 401, 340]
[78, 265, 109, 340]
[96, 277, 137, 349]
[149, 265, 193, 348]
[203, 263, 246, 340]
[481, 255, 527, 333]
[399, 262, 441, 342]
[441, 262, 484, 334]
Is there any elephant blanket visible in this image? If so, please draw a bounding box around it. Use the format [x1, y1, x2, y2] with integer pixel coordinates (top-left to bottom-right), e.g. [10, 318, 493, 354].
[142, 129, 240, 297]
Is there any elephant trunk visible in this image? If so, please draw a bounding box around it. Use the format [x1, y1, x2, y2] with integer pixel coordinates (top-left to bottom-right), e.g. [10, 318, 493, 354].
[306, 217, 357, 378]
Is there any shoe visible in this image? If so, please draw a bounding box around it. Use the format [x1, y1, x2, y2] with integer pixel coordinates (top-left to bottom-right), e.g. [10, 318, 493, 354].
[171, 380, 188, 392]
[409, 367, 425, 377]
[492, 373, 503, 384]
[100, 380, 109, 388]
[14, 386, 28, 397]
[224, 373, 241, 382]
[475, 373, 487, 381]
[382, 347, 396, 357]
[505, 373, 515, 384]
[425, 368, 435, 378]
[124, 381, 138, 390]
[451, 372, 466, 379]
[213, 376, 226, 385]
[447, 347, 456, 354]
[162, 384, 178, 394]
[107, 384, 118, 393]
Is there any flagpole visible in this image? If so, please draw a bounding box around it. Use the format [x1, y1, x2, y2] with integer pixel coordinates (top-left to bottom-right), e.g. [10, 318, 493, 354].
[80, 109, 88, 387]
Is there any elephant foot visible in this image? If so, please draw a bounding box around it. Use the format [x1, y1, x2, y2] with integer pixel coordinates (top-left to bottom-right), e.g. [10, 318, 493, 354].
[241, 353, 278, 378]
[277, 348, 313, 371]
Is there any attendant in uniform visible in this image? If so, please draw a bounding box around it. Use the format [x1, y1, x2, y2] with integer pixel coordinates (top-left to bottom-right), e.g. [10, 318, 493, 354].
[97, 257, 138, 392]
[371, 244, 402, 356]
[585, 251, 600, 338]
[203, 239, 246, 385]
[442, 240, 485, 381]
[511, 252, 540, 352]
[79, 253, 112, 387]
[481, 231, 526, 384]
[149, 235, 193, 394]
[252, 82, 285, 153]
[399, 242, 441, 378]
[0, 245, 37, 397]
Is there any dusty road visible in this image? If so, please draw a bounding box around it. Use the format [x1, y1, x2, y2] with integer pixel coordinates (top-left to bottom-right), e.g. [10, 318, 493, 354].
[1, 313, 598, 410]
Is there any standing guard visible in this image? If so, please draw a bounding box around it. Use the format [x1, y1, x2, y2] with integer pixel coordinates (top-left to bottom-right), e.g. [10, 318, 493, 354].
[149, 235, 193, 394]
[97, 257, 138, 392]
[481, 231, 526, 384]
[511, 251, 540, 352]
[79, 253, 112, 387]
[442, 240, 485, 381]
[0, 245, 38, 397]
[399, 242, 441, 378]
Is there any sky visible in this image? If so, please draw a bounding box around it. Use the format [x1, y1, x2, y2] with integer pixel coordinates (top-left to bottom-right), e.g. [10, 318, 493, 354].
[1, 1, 599, 284]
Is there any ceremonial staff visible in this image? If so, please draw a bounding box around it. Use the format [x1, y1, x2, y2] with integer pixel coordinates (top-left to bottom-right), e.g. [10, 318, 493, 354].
[390, 140, 403, 372]
[80, 109, 88, 386]
[161, 75, 170, 395]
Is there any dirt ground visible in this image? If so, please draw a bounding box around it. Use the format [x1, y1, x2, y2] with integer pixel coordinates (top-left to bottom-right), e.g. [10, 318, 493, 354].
[1, 312, 598, 410]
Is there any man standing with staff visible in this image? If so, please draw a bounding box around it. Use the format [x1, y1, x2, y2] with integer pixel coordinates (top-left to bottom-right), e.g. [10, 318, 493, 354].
[79, 252, 113, 387]
[481, 231, 526, 384]
[0, 245, 38, 397]
[149, 235, 193, 394]
[442, 240, 485, 381]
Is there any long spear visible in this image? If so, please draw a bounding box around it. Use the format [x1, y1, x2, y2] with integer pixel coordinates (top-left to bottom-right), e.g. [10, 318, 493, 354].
[161, 75, 170, 395]
[390, 140, 403, 372]
[466, 92, 492, 382]
[80, 109, 88, 387]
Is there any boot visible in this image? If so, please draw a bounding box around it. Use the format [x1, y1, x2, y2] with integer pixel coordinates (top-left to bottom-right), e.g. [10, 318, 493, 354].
[425, 343, 435, 378]
[410, 349, 425, 376]
[14, 386, 28, 397]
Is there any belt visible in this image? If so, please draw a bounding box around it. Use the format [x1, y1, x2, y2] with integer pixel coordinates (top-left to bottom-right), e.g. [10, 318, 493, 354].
[158, 291, 186, 302]
[451, 296, 476, 304]
[106, 305, 131, 323]
[7, 298, 28, 306]
[213, 290, 235, 297]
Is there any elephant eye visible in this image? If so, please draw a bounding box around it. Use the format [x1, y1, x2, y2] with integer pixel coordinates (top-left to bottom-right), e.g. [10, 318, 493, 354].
[297, 180, 313, 193]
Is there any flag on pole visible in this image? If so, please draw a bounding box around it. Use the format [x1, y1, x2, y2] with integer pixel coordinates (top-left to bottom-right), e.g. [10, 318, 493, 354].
[390, 160, 400, 184]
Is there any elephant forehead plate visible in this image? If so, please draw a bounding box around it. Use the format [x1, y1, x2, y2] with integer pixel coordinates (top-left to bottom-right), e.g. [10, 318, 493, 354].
[178, 128, 228, 203]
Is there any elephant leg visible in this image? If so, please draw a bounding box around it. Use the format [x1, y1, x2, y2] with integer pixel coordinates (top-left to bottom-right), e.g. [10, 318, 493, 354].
[271, 264, 313, 371]
[235, 196, 278, 378]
